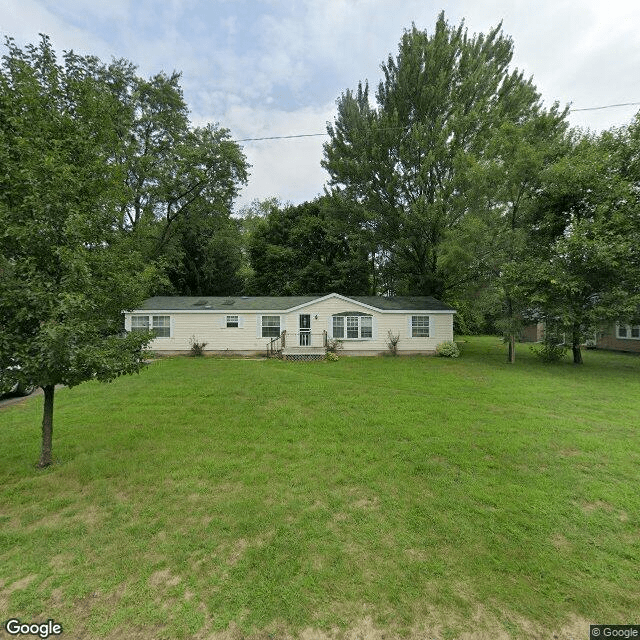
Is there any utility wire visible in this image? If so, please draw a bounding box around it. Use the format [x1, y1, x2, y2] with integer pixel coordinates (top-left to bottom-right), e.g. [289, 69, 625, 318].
[570, 101, 640, 112]
[232, 101, 640, 143]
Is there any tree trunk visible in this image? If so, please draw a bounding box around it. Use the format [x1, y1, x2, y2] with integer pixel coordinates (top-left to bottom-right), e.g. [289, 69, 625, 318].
[572, 327, 583, 365]
[508, 334, 516, 363]
[38, 385, 55, 468]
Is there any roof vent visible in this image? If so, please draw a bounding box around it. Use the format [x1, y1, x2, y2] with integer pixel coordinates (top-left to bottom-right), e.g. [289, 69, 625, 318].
[193, 299, 208, 306]
[223, 299, 235, 306]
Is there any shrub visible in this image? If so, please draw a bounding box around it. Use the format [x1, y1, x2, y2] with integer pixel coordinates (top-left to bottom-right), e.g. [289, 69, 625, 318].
[189, 336, 208, 357]
[436, 340, 460, 358]
[386, 330, 400, 356]
[325, 338, 343, 354]
[530, 341, 567, 363]
[325, 351, 339, 362]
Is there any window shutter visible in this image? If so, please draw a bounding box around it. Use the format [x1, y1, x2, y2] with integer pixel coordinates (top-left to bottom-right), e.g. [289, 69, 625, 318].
[124, 315, 131, 332]
[407, 316, 412, 338]
[372, 317, 378, 340]
[170, 316, 175, 338]
[428, 315, 433, 338]
[220, 315, 226, 328]
[256, 315, 262, 338]
[238, 316, 244, 329]
[280, 315, 286, 332]
[327, 316, 333, 338]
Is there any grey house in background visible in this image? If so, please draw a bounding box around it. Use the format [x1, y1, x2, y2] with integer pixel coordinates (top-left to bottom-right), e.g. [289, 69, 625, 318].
[124, 293, 456, 357]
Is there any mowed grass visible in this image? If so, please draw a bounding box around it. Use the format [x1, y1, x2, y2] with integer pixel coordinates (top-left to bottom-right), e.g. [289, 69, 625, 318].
[1, 336, 639, 639]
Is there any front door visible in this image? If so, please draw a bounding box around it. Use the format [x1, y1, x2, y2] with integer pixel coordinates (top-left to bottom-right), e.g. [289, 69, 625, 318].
[299, 314, 311, 346]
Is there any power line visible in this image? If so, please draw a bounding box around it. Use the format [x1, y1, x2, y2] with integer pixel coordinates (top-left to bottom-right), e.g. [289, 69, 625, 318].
[570, 101, 640, 112]
[232, 101, 640, 143]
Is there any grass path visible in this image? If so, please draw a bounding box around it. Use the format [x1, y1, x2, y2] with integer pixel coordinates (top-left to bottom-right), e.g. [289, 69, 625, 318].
[1, 337, 639, 639]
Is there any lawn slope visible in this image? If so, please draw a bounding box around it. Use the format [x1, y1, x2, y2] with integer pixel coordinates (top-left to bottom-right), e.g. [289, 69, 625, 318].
[1, 337, 638, 639]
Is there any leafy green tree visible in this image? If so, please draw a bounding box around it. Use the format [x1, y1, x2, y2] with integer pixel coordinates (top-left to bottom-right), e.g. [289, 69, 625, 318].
[515, 131, 640, 364]
[104, 59, 248, 281]
[471, 110, 569, 361]
[0, 36, 155, 467]
[323, 12, 544, 298]
[165, 202, 245, 295]
[247, 195, 371, 295]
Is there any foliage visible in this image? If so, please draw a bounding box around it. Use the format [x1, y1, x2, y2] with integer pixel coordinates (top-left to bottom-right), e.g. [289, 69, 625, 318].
[512, 129, 640, 364]
[324, 351, 339, 362]
[323, 12, 545, 297]
[0, 36, 155, 466]
[530, 340, 568, 363]
[386, 330, 400, 356]
[247, 194, 371, 295]
[435, 340, 460, 358]
[188, 336, 208, 357]
[325, 338, 344, 354]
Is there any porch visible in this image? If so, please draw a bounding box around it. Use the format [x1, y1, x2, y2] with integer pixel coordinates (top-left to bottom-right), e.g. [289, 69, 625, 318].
[267, 330, 327, 360]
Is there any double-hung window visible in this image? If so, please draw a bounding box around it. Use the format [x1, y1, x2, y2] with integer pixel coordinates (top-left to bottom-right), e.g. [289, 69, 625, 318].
[131, 315, 150, 332]
[261, 315, 281, 338]
[332, 315, 373, 339]
[618, 323, 640, 339]
[130, 314, 171, 338]
[226, 315, 239, 328]
[411, 315, 430, 337]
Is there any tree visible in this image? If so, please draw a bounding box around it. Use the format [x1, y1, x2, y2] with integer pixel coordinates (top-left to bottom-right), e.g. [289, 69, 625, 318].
[0, 36, 155, 467]
[471, 110, 569, 361]
[514, 131, 640, 364]
[323, 12, 544, 298]
[247, 195, 371, 295]
[104, 58, 249, 285]
[164, 202, 245, 295]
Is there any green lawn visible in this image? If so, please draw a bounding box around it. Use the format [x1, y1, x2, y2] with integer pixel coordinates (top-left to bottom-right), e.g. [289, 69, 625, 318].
[1, 337, 639, 639]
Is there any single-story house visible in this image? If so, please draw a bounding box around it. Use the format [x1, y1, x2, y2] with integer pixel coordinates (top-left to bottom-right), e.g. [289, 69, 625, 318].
[124, 293, 456, 357]
[521, 321, 640, 353]
[596, 322, 640, 353]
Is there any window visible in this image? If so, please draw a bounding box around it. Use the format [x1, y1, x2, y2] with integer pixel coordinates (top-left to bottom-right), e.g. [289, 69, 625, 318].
[618, 324, 640, 339]
[152, 315, 170, 337]
[226, 315, 239, 328]
[411, 315, 430, 337]
[131, 315, 150, 332]
[130, 314, 171, 338]
[261, 315, 280, 338]
[332, 315, 373, 339]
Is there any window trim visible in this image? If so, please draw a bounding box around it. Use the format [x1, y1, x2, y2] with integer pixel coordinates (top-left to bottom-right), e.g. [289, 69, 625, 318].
[332, 314, 374, 340]
[226, 314, 239, 328]
[130, 314, 172, 338]
[617, 323, 640, 340]
[261, 314, 281, 338]
[410, 315, 430, 338]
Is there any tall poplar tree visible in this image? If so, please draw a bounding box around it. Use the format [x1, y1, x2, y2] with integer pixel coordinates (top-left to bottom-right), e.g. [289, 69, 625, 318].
[323, 12, 544, 298]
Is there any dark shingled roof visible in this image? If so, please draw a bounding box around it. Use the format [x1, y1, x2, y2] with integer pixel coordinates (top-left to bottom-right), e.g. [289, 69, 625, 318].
[135, 294, 455, 312]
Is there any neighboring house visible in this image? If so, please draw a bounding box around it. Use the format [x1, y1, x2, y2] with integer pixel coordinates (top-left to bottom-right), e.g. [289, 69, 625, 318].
[521, 320, 640, 353]
[124, 293, 456, 357]
[596, 322, 640, 354]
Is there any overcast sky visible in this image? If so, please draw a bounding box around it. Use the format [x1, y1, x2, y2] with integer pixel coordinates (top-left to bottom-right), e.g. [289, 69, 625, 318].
[3, 0, 640, 210]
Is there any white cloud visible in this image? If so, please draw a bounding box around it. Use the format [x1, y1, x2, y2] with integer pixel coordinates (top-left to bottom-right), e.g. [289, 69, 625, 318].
[220, 102, 336, 210]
